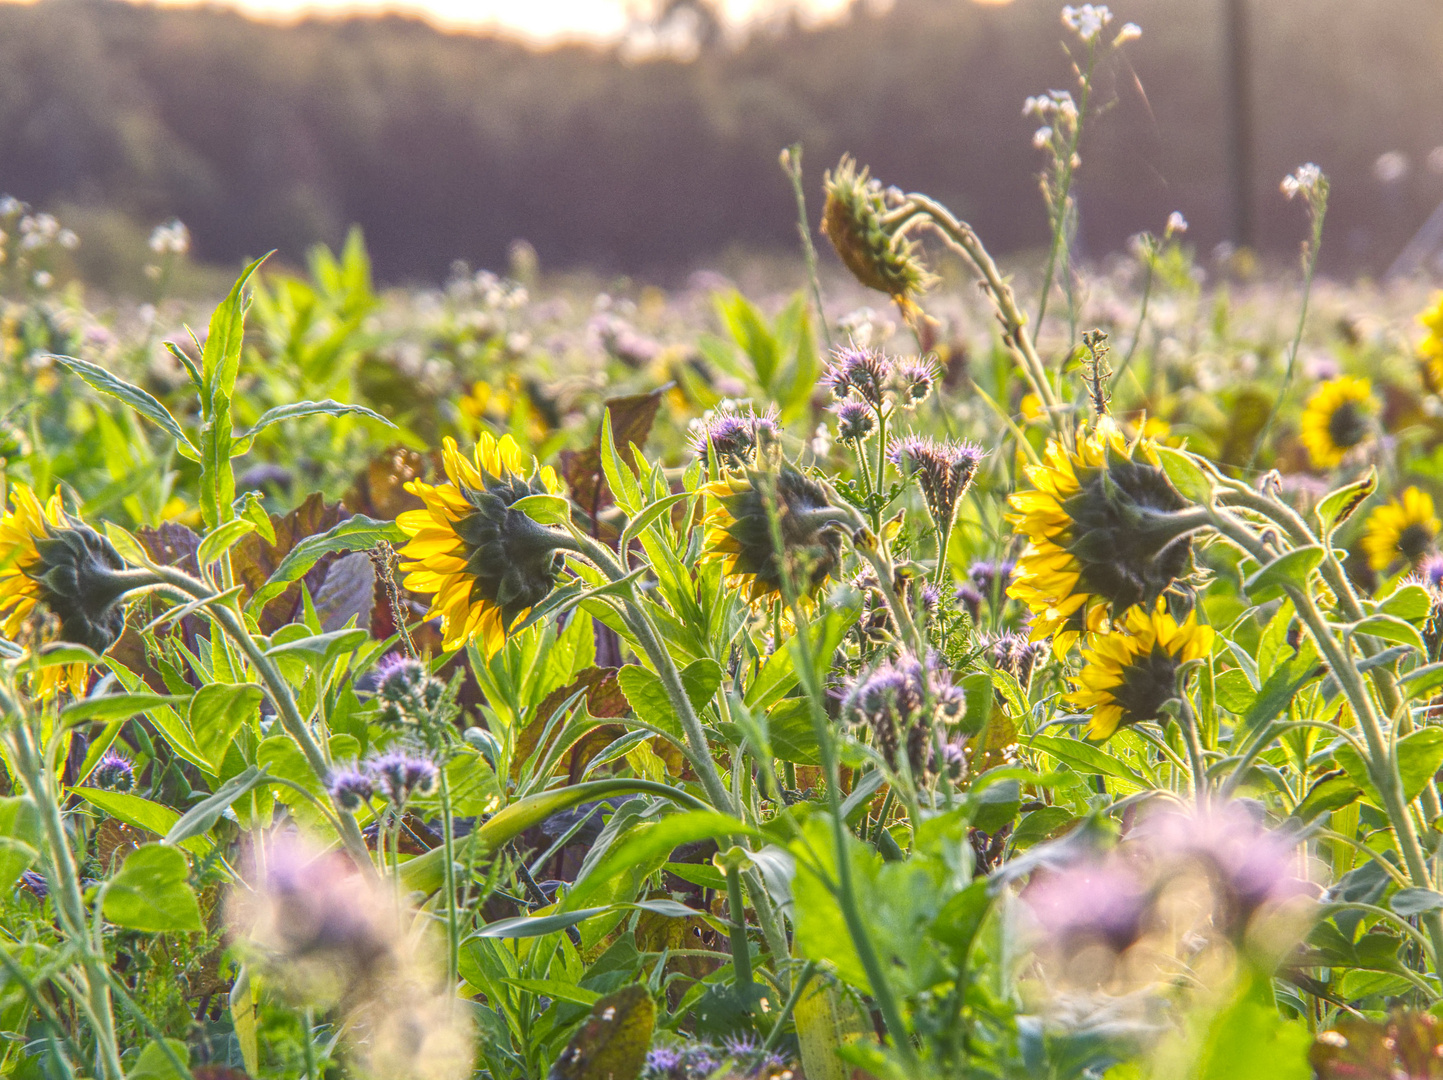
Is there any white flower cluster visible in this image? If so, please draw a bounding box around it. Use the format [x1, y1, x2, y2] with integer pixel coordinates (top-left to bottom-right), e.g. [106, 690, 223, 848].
[1166, 211, 1188, 237]
[1024, 91, 1079, 154]
[1061, 4, 1112, 43]
[149, 219, 191, 256]
[19, 212, 78, 252]
[1280, 163, 1325, 201]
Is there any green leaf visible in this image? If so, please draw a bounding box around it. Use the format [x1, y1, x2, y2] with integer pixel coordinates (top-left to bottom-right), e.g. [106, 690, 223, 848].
[126, 1039, 191, 1080]
[1314, 467, 1377, 538]
[236, 491, 277, 545]
[245, 515, 404, 613]
[103, 844, 203, 933]
[201, 254, 267, 410]
[1153, 445, 1214, 503]
[1401, 662, 1443, 701]
[1027, 734, 1148, 793]
[231, 399, 394, 453]
[511, 493, 572, 527]
[1376, 583, 1433, 623]
[1244, 546, 1324, 602]
[599, 409, 643, 515]
[0, 796, 41, 891]
[196, 519, 257, 567]
[104, 521, 152, 566]
[199, 398, 234, 531]
[548, 984, 654, 1080]
[616, 660, 721, 739]
[1190, 974, 1311, 1080]
[1291, 770, 1362, 822]
[1349, 613, 1426, 654]
[264, 628, 368, 668]
[188, 683, 263, 771]
[164, 766, 270, 846]
[958, 672, 993, 737]
[62, 692, 193, 724]
[1397, 728, 1443, 803]
[717, 291, 780, 390]
[1390, 887, 1443, 916]
[618, 492, 689, 554]
[501, 978, 601, 1008]
[72, 787, 182, 836]
[49, 353, 197, 455]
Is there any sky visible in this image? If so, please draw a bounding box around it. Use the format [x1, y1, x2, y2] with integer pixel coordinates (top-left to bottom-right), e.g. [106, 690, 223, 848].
[139, 0, 860, 43]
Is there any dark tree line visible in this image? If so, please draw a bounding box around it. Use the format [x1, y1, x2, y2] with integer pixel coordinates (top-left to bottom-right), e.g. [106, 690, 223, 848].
[2, 0, 1440, 280]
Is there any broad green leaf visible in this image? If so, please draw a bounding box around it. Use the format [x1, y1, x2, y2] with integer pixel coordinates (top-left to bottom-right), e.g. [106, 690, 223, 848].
[1349, 613, 1426, 654]
[164, 766, 270, 846]
[71, 788, 208, 855]
[62, 692, 192, 724]
[236, 491, 276, 545]
[1376, 583, 1432, 623]
[1291, 770, 1362, 822]
[245, 515, 405, 612]
[1390, 887, 1443, 916]
[103, 844, 203, 933]
[49, 353, 197, 455]
[599, 409, 643, 515]
[616, 659, 721, 739]
[199, 398, 233, 531]
[1401, 662, 1443, 701]
[501, 978, 601, 1008]
[1027, 734, 1148, 793]
[0, 796, 41, 891]
[196, 519, 256, 567]
[1190, 973, 1311, 1080]
[1244, 546, 1324, 603]
[126, 1039, 191, 1080]
[717, 291, 780, 390]
[1397, 728, 1443, 803]
[511, 493, 572, 527]
[104, 521, 152, 566]
[1153, 445, 1213, 503]
[188, 683, 263, 772]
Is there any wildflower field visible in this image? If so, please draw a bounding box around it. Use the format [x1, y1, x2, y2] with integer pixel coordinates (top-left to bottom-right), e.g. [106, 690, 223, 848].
[5, 8, 1443, 1080]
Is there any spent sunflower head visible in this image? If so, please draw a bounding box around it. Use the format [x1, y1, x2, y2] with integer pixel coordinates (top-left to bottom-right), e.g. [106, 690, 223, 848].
[1068, 604, 1214, 740]
[0, 482, 137, 696]
[1007, 422, 1199, 656]
[397, 433, 567, 658]
[1362, 486, 1440, 573]
[1299, 376, 1375, 470]
[702, 465, 850, 605]
[820, 156, 935, 316]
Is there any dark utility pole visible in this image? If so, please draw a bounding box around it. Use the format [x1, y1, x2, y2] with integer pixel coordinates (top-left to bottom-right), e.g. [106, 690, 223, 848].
[1223, 0, 1254, 247]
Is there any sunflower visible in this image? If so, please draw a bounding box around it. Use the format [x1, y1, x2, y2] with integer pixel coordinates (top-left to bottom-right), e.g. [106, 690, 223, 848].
[1068, 604, 1215, 740]
[0, 483, 134, 696]
[397, 433, 567, 658]
[821, 155, 935, 319]
[1007, 421, 1199, 656]
[1418, 293, 1443, 394]
[702, 466, 849, 605]
[1299, 376, 1375, 470]
[1362, 487, 1440, 573]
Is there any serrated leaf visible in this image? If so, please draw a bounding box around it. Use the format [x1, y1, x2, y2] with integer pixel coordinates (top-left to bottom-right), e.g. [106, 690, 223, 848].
[49, 353, 197, 454]
[245, 514, 404, 613]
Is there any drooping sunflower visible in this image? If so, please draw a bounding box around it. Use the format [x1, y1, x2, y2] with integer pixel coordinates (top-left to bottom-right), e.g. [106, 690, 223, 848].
[397, 433, 567, 658]
[820, 156, 935, 320]
[1362, 486, 1440, 573]
[1007, 421, 1199, 656]
[702, 466, 850, 606]
[0, 482, 136, 696]
[1299, 376, 1375, 470]
[1068, 604, 1215, 740]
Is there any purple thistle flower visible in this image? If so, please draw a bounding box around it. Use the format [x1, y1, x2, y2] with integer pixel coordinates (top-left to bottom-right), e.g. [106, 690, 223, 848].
[328, 767, 375, 812]
[843, 651, 965, 775]
[91, 748, 134, 792]
[888, 436, 985, 526]
[19, 869, 48, 900]
[890, 355, 939, 407]
[830, 398, 875, 443]
[821, 345, 892, 406]
[372, 652, 445, 727]
[968, 558, 1016, 598]
[367, 749, 439, 805]
[1021, 857, 1153, 955]
[954, 583, 983, 621]
[984, 631, 1045, 691]
[690, 404, 779, 467]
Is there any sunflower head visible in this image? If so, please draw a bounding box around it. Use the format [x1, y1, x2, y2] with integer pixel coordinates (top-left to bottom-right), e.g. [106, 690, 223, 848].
[0, 483, 135, 694]
[1007, 422, 1199, 655]
[1068, 604, 1214, 740]
[1300, 376, 1375, 470]
[397, 433, 567, 657]
[702, 465, 850, 605]
[820, 156, 935, 311]
[1362, 486, 1440, 574]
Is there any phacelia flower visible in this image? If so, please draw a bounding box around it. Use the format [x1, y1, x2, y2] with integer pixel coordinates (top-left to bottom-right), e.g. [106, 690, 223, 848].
[397, 433, 568, 658]
[888, 436, 984, 529]
[91, 748, 135, 792]
[701, 466, 850, 605]
[1007, 421, 1200, 656]
[843, 651, 966, 777]
[1067, 604, 1214, 740]
[373, 652, 447, 728]
[821, 156, 935, 318]
[1021, 857, 1152, 956]
[831, 398, 875, 443]
[690, 403, 780, 468]
[1299, 376, 1375, 470]
[985, 632, 1045, 692]
[969, 558, 1016, 600]
[20, 868, 48, 900]
[0, 482, 143, 696]
[368, 749, 439, 805]
[328, 767, 375, 812]
[1362, 486, 1439, 573]
[889, 356, 939, 407]
[821, 344, 893, 407]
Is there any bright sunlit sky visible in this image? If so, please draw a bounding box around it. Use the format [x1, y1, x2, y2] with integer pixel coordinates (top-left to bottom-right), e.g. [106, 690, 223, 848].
[140, 0, 860, 42]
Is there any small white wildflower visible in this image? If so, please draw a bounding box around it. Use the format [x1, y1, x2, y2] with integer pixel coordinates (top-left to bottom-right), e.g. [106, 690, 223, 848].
[0, 196, 21, 217]
[1061, 4, 1112, 44]
[1056, 93, 1079, 123]
[149, 219, 190, 256]
[1165, 211, 1188, 236]
[1023, 95, 1049, 118]
[1280, 163, 1323, 200]
[811, 423, 833, 457]
[1113, 21, 1141, 45]
[1033, 126, 1053, 149]
[32, 270, 52, 289]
